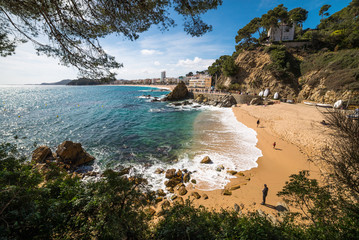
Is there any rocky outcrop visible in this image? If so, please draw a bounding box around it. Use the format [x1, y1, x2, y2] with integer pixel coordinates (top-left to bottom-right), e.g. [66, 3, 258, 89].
[200, 156, 212, 164]
[192, 93, 237, 108]
[191, 192, 201, 199]
[178, 186, 188, 196]
[218, 95, 237, 107]
[31, 141, 96, 176]
[165, 81, 189, 101]
[32, 146, 52, 163]
[56, 141, 95, 168]
[250, 97, 263, 105]
[165, 169, 176, 179]
[216, 49, 299, 99]
[298, 75, 359, 103]
[165, 177, 182, 188]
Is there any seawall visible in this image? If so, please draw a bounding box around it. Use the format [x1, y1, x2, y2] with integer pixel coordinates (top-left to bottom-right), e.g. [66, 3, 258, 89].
[191, 92, 257, 104]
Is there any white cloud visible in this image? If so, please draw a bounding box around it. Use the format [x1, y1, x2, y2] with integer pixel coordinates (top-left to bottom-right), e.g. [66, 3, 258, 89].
[176, 57, 215, 69]
[0, 43, 77, 84]
[140, 49, 162, 55]
[1, 31, 229, 83]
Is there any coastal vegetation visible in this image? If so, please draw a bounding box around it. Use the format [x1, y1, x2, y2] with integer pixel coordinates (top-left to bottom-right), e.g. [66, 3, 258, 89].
[66, 77, 116, 86]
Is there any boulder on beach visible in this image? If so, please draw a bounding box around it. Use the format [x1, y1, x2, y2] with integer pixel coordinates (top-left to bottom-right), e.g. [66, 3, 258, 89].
[157, 189, 166, 197]
[175, 169, 183, 178]
[183, 173, 191, 183]
[56, 141, 95, 168]
[191, 192, 201, 199]
[230, 184, 241, 191]
[221, 189, 232, 196]
[32, 146, 52, 163]
[250, 98, 263, 105]
[165, 169, 176, 179]
[178, 186, 188, 196]
[227, 170, 237, 175]
[218, 95, 237, 107]
[164, 81, 189, 101]
[165, 177, 182, 188]
[200, 156, 212, 164]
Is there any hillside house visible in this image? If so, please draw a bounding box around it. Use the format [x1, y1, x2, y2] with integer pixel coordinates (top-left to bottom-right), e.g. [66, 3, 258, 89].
[267, 24, 295, 42]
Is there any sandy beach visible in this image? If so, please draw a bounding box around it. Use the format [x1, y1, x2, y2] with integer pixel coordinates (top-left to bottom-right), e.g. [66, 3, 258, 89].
[181, 103, 329, 214]
[115, 84, 176, 91]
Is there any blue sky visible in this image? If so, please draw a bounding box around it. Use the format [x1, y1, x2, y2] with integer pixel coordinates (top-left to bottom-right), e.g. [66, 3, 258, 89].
[0, 0, 352, 84]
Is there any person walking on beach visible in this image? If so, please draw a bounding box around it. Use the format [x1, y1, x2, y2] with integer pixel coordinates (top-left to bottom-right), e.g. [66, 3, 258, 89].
[257, 119, 260, 127]
[261, 184, 268, 205]
[273, 142, 276, 149]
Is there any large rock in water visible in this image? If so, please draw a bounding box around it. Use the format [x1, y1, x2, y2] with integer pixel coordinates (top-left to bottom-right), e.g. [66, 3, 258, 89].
[32, 146, 52, 163]
[56, 141, 95, 168]
[165, 81, 189, 101]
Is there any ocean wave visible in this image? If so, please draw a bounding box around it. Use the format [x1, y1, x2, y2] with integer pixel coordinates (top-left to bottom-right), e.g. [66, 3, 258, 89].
[128, 107, 262, 192]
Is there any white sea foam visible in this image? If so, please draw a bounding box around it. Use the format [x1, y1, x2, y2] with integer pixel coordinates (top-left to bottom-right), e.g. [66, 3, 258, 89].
[131, 107, 262, 191]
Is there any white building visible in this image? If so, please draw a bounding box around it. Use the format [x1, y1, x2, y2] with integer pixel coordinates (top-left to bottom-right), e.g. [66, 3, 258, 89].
[160, 71, 166, 83]
[188, 75, 212, 89]
[268, 24, 295, 42]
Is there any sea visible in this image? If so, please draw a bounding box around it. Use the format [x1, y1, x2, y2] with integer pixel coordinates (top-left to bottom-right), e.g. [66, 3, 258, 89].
[0, 85, 262, 191]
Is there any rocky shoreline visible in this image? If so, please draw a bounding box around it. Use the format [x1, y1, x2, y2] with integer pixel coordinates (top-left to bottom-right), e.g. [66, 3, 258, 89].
[31, 142, 254, 214]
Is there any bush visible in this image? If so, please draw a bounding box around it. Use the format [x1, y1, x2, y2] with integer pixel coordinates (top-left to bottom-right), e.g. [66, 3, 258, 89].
[229, 83, 241, 91]
[300, 50, 359, 91]
[264, 45, 301, 86]
[0, 143, 153, 239]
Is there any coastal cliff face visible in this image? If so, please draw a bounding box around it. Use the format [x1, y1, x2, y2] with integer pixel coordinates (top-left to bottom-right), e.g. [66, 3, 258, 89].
[217, 49, 299, 100]
[216, 49, 359, 104]
[297, 50, 359, 103]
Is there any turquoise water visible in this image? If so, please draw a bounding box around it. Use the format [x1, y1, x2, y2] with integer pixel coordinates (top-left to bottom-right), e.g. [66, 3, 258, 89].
[0, 85, 200, 168]
[0, 85, 262, 190]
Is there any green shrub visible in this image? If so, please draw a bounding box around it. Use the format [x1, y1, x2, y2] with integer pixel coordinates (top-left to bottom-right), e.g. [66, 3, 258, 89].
[300, 50, 359, 91]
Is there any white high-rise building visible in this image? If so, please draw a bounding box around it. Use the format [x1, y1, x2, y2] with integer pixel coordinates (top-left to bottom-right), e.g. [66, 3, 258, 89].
[160, 71, 166, 82]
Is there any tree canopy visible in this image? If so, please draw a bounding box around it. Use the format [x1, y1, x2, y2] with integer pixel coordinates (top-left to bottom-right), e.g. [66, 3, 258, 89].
[235, 4, 308, 47]
[319, 4, 332, 19]
[317, 0, 359, 49]
[0, 0, 223, 77]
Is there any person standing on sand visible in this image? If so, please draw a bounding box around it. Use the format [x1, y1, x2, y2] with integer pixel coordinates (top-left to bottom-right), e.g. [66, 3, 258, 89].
[261, 184, 268, 205]
[257, 119, 260, 127]
[273, 142, 276, 149]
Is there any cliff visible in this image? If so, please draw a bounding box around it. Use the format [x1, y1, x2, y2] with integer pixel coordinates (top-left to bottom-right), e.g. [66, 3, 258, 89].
[298, 49, 359, 104]
[217, 48, 300, 100]
[216, 48, 359, 104]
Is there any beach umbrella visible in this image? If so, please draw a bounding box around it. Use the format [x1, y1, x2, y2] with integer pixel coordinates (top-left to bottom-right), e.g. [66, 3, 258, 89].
[263, 88, 270, 97]
[333, 100, 343, 109]
[258, 90, 264, 97]
[273, 92, 279, 99]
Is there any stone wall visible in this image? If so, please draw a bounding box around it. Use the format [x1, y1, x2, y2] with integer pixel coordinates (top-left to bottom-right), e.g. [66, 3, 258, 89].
[192, 93, 256, 104]
[282, 41, 311, 48]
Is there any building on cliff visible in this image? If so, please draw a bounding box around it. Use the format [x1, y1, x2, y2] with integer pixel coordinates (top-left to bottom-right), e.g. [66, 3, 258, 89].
[268, 23, 295, 42]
